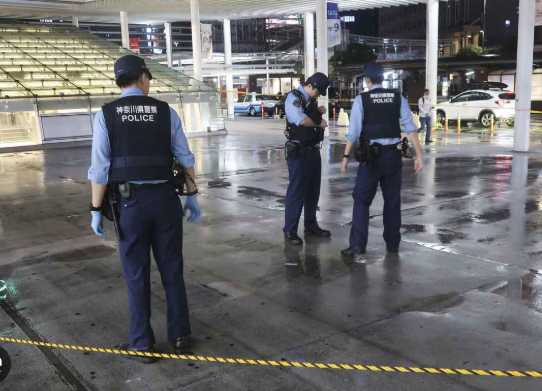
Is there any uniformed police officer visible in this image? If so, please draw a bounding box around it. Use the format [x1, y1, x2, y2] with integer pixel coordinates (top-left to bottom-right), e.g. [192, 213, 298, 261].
[283, 73, 331, 246]
[88, 55, 202, 363]
[341, 62, 423, 256]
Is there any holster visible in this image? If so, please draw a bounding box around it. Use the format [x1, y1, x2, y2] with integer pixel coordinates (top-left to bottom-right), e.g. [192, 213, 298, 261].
[172, 158, 187, 196]
[285, 141, 300, 160]
[400, 137, 414, 159]
[354, 141, 370, 164]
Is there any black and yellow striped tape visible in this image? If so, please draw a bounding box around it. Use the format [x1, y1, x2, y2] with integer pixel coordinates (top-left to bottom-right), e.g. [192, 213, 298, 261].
[0, 336, 540, 378]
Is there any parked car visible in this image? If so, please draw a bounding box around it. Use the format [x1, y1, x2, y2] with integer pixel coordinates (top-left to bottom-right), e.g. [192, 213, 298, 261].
[436, 89, 515, 128]
[234, 93, 279, 116]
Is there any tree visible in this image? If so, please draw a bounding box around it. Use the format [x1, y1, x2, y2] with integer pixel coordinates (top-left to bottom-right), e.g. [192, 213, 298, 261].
[455, 44, 483, 57]
[331, 43, 377, 66]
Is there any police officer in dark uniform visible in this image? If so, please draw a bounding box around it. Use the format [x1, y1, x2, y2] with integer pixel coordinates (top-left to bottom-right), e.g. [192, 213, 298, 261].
[88, 55, 202, 363]
[341, 62, 423, 256]
[283, 73, 331, 246]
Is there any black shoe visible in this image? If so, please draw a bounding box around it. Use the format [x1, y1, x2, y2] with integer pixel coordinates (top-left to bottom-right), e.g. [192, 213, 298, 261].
[170, 337, 191, 355]
[341, 246, 366, 257]
[118, 343, 159, 364]
[304, 228, 331, 238]
[284, 232, 303, 246]
[387, 247, 399, 253]
[425, 140, 434, 144]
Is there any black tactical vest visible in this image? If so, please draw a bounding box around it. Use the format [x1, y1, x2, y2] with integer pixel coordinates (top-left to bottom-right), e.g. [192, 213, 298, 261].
[285, 89, 324, 146]
[360, 88, 402, 141]
[103, 95, 173, 182]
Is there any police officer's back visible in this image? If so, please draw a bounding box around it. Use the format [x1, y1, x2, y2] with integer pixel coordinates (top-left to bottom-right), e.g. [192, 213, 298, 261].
[283, 73, 331, 246]
[341, 62, 423, 257]
[88, 55, 202, 363]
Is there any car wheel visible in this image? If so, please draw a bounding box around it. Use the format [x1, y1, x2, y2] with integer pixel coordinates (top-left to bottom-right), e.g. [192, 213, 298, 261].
[249, 107, 256, 116]
[436, 110, 446, 125]
[479, 111, 494, 128]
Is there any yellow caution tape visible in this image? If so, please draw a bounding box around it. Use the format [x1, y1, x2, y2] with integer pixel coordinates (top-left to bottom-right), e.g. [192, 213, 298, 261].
[0, 336, 541, 378]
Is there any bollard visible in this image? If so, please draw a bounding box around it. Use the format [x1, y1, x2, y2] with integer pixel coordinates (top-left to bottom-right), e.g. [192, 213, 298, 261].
[261, 102, 264, 119]
[457, 114, 461, 133]
[333, 106, 336, 121]
[445, 116, 448, 132]
[490, 115, 494, 136]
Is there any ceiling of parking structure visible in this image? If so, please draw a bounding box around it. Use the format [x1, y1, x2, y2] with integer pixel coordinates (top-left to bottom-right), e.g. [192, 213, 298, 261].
[0, 0, 433, 23]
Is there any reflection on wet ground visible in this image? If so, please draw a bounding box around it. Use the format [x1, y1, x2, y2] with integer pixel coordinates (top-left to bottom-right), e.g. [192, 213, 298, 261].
[3, 124, 542, 390]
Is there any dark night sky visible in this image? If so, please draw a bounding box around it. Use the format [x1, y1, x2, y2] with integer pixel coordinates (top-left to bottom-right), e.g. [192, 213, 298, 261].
[340, 9, 379, 37]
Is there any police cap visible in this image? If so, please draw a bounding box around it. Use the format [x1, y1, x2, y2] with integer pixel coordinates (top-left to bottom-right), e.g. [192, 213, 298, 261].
[114, 55, 153, 80]
[306, 72, 330, 96]
[363, 62, 385, 79]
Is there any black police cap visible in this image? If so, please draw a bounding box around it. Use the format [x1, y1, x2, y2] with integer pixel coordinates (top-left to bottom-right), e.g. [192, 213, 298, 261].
[363, 62, 385, 79]
[114, 55, 153, 80]
[306, 72, 330, 96]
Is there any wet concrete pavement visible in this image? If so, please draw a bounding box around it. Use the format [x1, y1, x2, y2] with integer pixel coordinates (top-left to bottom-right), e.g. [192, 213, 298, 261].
[1, 120, 542, 390]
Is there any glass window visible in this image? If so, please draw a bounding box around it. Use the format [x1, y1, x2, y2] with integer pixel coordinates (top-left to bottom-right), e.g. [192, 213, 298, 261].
[452, 93, 471, 103]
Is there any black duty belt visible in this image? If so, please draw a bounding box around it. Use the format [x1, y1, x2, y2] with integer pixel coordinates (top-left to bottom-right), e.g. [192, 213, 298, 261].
[111, 156, 172, 169]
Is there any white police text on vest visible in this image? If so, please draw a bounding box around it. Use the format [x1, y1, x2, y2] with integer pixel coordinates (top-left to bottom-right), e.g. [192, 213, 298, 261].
[370, 92, 395, 104]
[121, 114, 155, 122]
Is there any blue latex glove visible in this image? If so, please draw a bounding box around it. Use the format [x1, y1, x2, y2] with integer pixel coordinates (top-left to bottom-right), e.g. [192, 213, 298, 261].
[184, 196, 202, 223]
[91, 211, 106, 237]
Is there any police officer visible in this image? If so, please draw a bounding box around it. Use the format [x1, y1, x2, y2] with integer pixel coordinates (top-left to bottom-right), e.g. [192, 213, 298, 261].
[340, 62, 423, 256]
[88, 55, 202, 363]
[283, 72, 331, 246]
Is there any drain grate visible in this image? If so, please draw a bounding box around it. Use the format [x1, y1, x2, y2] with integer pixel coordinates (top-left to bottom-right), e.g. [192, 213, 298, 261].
[224, 237, 279, 252]
[0, 300, 90, 391]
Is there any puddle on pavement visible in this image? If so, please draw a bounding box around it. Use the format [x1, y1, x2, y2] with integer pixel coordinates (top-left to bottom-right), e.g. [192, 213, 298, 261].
[207, 180, 232, 189]
[237, 186, 286, 205]
[401, 224, 467, 244]
[48, 245, 116, 262]
[488, 271, 542, 312]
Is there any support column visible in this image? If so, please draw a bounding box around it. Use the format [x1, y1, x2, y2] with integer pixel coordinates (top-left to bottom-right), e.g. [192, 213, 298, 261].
[515, 0, 535, 152]
[120, 11, 129, 50]
[190, 0, 203, 81]
[426, 0, 439, 123]
[316, 0, 329, 133]
[164, 22, 173, 68]
[266, 59, 270, 94]
[224, 19, 234, 119]
[72, 17, 79, 28]
[304, 12, 315, 78]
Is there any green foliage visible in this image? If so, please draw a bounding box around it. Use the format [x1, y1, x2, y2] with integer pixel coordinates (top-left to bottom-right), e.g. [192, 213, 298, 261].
[455, 44, 483, 57]
[331, 43, 377, 66]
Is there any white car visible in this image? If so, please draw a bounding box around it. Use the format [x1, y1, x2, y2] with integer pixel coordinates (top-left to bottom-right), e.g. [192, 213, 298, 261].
[436, 89, 515, 127]
[234, 93, 279, 116]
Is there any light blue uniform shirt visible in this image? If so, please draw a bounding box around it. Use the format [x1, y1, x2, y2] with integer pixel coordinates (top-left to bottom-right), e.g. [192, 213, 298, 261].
[346, 85, 417, 145]
[88, 87, 195, 185]
[285, 85, 310, 126]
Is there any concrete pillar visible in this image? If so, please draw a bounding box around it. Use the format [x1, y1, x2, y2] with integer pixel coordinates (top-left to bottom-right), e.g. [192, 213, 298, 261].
[120, 11, 129, 50]
[304, 12, 315, 78]
[514, 0, 535, 152]
[224, 19, 234, 119]
[426, 0, 439, 123]
[266, 59, 270, 94]
[164, 22, 173, 68]
[316, 0, 329, 133]
[190, 0, 203, 81]
[72, 17, 79, 28]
